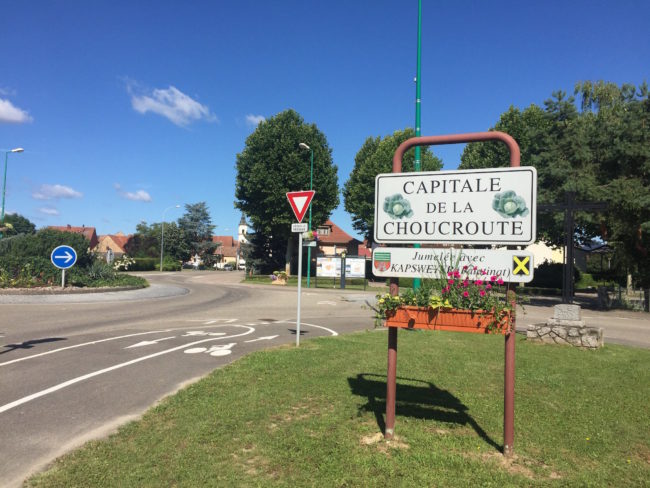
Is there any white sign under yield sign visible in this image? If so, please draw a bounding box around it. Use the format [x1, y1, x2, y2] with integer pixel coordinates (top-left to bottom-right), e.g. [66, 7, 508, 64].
[374, 167, 537, 245]
[292, 223, 308, 232]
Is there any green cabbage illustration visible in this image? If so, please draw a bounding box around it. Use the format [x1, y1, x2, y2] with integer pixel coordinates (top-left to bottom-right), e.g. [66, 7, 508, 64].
[492, 190, 529, 218]
[383, 194, 413, 219]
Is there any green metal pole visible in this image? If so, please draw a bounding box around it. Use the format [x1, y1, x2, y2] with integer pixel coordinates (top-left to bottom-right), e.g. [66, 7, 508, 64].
[0, 152, 9, 239]
[307, 148, 313, 288]
[414, 0, 422, 170]
[413, 0, 423, 291]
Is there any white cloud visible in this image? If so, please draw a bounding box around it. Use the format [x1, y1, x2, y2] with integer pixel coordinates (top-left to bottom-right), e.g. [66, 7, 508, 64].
[0, 97, 32, 123]
[114, 183, 152, 202]
[32, 184, 83, 200]
[129, 84, 216, 127]
[245, 114, 265, 127]
[38, 207, 60, 216]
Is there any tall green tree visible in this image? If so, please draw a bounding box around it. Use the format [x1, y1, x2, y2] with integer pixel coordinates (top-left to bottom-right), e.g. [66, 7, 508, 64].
[177, 202, 217, 263]
[235, 109, 339, 273]
[126, 221, 188, 260]
[343, 128, 442, 242]
[459, 81, 650, 289]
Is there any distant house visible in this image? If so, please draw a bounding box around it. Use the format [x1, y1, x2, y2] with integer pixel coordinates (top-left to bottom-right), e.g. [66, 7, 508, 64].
[48, 224, 99, 249]
[94, 232, 132, 260]
[315, 220, 362, 256]
[210, 215, 248, 269]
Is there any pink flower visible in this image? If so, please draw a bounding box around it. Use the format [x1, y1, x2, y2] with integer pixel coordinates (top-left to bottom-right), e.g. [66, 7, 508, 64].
[497, 278, 504, 285]
[476, 279, 483, 286]
[453, 270, 461, 278]
[447, 271, 453, 277]
[442, 286, 449, 293]
[481, 269, 487, 275]
[463, 291, 469, 298]
[486, 283, 492, 290]
[463, 280, 469, 287]
[479, 290, 486, 297]
[473, 266, 478, 271]
[448, 279, 454, 285]
[490, 275, 497, 282]
[462, 265, 468, 270]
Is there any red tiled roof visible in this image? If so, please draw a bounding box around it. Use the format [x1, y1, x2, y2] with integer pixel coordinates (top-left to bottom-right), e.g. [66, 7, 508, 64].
[212, 235, 239, 257]
[97, 234, 132, 253]
[212, 235, 237, 247]
[317, 220, 360, 245]
[48, 225, 98, 248]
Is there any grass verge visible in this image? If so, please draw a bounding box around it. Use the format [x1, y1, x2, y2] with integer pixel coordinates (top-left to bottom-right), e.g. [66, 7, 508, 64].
[244, 275, 371, 290]
[27, 332, 649, 487]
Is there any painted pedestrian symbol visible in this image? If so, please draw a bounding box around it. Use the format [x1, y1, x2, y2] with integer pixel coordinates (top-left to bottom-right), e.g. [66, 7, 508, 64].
[513, 256, 530, 276]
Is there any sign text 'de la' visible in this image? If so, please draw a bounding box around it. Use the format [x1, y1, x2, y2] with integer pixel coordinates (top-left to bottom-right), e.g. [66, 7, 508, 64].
[372, 248, 534, 283]
[374, 167, 536, 244]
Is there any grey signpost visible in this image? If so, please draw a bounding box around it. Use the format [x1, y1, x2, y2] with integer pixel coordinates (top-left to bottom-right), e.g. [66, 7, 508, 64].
[287, 190, 315, 347]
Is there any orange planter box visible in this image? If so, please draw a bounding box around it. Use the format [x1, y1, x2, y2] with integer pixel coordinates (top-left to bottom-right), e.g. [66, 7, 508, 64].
[385, 306, 510, 334]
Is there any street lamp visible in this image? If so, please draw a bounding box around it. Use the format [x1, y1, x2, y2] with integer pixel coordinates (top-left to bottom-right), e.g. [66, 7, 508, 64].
[160, 204, 181, 271]
[0, 148, 24, 239]
[299, 142, 314, 287]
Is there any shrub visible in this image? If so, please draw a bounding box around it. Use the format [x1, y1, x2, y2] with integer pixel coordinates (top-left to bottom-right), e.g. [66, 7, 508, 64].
[129, 258, 158, 271]
[529, 261, 580, 289]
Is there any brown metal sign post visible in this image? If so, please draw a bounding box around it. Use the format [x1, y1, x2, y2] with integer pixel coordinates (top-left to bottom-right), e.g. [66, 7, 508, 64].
[385, 131, 520, 457]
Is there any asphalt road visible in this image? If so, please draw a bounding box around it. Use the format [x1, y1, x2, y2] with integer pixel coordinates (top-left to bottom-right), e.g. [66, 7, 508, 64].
[1, 271, 648, 486]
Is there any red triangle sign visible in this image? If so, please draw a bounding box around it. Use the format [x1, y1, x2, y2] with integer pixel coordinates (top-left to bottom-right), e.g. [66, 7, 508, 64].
[286, 190, 315, 223]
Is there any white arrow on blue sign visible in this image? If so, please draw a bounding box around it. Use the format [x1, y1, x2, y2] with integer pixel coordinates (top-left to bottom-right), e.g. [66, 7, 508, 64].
[50, 245, 78, 270]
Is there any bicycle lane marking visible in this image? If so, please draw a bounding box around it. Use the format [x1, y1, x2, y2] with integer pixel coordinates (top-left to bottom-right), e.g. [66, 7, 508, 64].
[0, 320, 240, 367]
[0, 330, 173, 367]
[0, 325, 255, 415]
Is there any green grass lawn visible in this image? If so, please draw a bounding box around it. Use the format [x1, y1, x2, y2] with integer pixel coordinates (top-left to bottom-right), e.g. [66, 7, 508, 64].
[28, 332, 649, 487]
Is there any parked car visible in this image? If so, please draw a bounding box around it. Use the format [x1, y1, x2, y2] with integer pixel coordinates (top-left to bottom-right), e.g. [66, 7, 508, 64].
[223, 263, 234, 271]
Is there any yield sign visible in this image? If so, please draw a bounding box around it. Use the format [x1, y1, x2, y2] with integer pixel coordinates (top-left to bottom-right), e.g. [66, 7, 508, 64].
[286, 190, 315, 223]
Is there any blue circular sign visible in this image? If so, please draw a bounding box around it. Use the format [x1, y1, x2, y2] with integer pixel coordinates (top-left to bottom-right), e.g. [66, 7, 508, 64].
[51, 245, 78, 270]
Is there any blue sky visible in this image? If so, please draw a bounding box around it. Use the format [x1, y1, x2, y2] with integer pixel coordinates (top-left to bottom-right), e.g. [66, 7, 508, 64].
[1, 0, 648, 240]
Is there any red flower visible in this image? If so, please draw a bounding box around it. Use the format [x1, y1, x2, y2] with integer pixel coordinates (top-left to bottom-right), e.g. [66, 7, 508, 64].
[448, 279, 454, 285]
[476, 279, 483, 286]
[490, 275, 497, 282]
[463, 291, 469, 298]
[497, 278, 504, 285]
[486, 283, 492, 290]
[479, 290, 486, 297]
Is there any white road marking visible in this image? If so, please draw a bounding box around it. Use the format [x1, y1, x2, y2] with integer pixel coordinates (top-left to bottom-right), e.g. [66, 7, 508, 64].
[204, 320, 217, 325]
[183, 343, 236, 356]
[185, 318, 238, 323]
[0, 326, 255, 415]
[0, 330, 173, 367]
[125, 336, 176, 349]
[317, 301, 337, 306]
[182, 331, 227, 337]
[287, 321, 338, 336]
[245, 335, 279, 343]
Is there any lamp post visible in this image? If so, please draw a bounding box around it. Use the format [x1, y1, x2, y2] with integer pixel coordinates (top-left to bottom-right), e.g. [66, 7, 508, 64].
[160, 204, 180, 271]
[0, 148, 24, 239]
[299, 142, 314, 288]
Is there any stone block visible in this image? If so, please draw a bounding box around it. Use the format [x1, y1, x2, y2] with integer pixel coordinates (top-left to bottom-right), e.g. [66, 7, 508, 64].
[552, 326, 568, 339]
[567, 327, 581, 337]
[554, 304, 581, 321]
[538, 326, 551, 336]
[546, 318, 585, 328]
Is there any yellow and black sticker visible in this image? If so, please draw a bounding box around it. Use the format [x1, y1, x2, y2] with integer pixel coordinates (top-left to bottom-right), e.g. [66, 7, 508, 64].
[513, 256, 530, 276]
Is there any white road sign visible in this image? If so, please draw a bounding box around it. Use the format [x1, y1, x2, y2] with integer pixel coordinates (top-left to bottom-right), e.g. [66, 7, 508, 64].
[374, 167, 536, 245]
[372, 247, 534, 283]
[292, 223, 308, 232]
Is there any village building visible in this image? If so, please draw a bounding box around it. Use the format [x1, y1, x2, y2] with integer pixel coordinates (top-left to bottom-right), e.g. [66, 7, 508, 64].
[48, 224, 99, 250]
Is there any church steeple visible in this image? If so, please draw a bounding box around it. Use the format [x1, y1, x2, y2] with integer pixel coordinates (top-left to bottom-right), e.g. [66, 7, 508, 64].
[238, 215, 249, 244]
